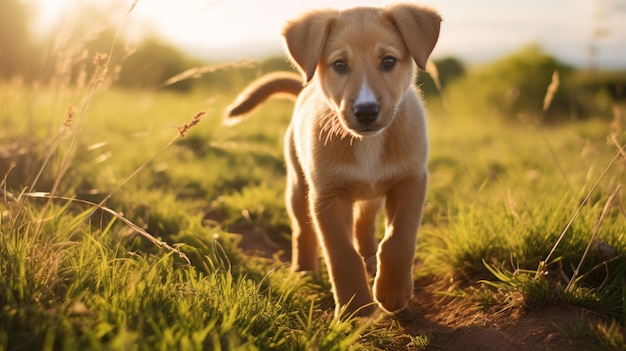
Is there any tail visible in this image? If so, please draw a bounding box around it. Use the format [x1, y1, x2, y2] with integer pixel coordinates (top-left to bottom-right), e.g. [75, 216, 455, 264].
[225, 71, 303, 121]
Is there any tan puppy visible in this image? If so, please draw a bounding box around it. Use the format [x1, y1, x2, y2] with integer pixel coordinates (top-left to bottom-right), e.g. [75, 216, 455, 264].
[226, 4, 441, 317]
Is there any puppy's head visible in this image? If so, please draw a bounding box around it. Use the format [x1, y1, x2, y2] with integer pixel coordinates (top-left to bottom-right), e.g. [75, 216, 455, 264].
[283, 4, 441, 137]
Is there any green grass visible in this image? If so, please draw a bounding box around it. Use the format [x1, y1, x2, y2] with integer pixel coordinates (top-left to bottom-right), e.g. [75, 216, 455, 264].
[1, 58, 625, 350]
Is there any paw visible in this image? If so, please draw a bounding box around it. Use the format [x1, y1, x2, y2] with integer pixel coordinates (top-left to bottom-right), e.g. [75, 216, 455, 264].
[373, 271, 413, 313]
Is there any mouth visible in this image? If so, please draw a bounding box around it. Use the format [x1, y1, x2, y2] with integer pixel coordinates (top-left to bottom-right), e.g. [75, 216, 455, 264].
[353, 124, 385, 136]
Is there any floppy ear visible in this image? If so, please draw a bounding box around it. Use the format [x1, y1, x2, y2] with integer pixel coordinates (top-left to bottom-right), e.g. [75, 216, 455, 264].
[385, 4, 441, 71]
[282, 9, 336, 83]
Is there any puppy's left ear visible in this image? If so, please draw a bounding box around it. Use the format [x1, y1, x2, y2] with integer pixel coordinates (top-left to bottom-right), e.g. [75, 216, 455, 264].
[386, 4, 441, 71]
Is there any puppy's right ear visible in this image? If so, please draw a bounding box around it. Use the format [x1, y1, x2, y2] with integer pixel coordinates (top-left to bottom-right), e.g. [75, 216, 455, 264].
[282, 10, 336, 83]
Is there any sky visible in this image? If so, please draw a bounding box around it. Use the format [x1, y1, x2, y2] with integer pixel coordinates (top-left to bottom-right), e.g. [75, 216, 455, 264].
[29, 0, 626, 68]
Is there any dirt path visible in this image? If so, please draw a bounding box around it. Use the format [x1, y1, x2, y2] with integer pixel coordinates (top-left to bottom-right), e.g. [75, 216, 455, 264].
[399, 280, 598, 350]
[231, 228, 599, 350]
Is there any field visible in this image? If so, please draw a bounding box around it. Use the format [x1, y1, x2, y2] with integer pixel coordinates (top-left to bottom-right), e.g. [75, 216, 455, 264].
[1, 51, 626, 351]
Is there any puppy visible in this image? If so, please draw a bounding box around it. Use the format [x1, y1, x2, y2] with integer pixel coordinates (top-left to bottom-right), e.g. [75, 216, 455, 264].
[226, 4, 441, 317]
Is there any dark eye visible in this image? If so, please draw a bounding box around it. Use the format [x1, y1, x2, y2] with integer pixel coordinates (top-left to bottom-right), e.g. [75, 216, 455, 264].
[381, 56, 397, 71]
[333, 59, 348, 74]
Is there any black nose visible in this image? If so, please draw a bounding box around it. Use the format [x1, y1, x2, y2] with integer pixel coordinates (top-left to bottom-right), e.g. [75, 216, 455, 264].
[353, 103, 380, 124]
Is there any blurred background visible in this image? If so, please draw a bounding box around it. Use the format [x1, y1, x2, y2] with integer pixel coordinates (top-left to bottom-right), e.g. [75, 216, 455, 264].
[20, 0, 626, 66]
[1, 0, 625, 121]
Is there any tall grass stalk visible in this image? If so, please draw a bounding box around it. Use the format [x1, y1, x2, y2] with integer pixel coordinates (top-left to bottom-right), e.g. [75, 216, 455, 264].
[11, 0, 206, 269]
[24, 193, 192, 264]
[535, 70, 625, 280]
[566, 185, 621, 291]
[63, 111, 205, 239]
[536, 143, 625, 279]
[28, 0, 140, 242]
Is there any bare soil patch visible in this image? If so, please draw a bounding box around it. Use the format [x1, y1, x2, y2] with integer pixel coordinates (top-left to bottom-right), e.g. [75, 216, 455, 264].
[228, 228, 601, 350]
[399, 280, 600, 350]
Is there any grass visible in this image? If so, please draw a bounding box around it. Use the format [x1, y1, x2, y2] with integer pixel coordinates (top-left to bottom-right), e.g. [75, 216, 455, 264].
[1, 78, 421, 349]
[1, 25, 626, 351]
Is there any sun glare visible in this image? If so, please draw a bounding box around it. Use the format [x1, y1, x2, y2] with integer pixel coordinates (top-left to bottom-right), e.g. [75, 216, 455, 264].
[27, 0, 626, 67]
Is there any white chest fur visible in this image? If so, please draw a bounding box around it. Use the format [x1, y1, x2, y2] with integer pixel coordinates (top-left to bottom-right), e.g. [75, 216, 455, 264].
[353, 136, 385, 183]
[332, 135, 404, 187]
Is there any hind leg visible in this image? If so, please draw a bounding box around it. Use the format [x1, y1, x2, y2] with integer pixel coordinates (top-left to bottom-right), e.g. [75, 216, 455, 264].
[285, 126, 318, 272]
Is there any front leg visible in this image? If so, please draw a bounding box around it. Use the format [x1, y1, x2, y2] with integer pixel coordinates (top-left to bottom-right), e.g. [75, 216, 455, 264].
[374, 170, 428, 313]
[310, 191, 376, 317]
[354, 199, 382, 277]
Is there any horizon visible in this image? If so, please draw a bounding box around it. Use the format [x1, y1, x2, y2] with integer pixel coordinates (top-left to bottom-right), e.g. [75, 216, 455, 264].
[29, 0, 626, 69]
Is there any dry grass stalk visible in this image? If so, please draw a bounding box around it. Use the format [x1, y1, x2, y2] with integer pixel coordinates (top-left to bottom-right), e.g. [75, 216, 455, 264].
[92, 52, 109, 84]
[62, 109, 206, 244]
[161, 60, 256, 88]
[425, 60, 448, 110]
[1, 163, 17, 202]
[608, 106, 625, 159]
[542, 70, 559, 113]
[64, 106, 75, 128]
[566, 185, 621, 292]
[178, 111, 206, 137]
[24, 192, 191, 265]
[537, 145, 624, 279]
[507, 189, 523, 223]
[31, 1, 140, 238]
[426, 60, 442, 93]
[537, 106, 625, 280]
[127, 0, 139, 16]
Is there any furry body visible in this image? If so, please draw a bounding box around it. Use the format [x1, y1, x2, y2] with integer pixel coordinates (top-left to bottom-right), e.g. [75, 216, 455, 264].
[226, 4, 441, 317]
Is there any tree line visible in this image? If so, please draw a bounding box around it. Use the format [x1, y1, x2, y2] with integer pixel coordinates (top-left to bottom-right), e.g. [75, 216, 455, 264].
[0, 0, 230, 91]
[1, 0, 623, 122]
